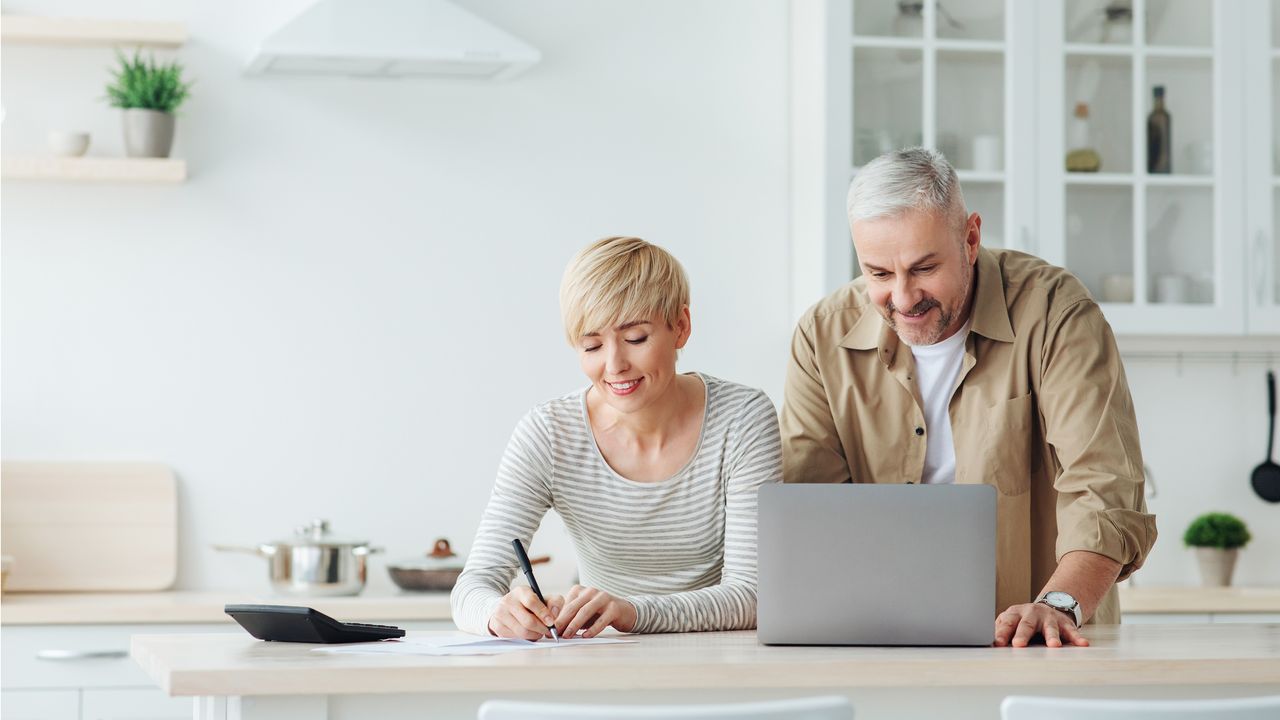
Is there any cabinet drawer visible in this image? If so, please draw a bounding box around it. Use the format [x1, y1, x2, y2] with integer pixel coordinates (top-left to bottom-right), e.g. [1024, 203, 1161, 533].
[0, 688, 78, 720]
[82, 688, 192, 720]
[2, 624, 229, 690]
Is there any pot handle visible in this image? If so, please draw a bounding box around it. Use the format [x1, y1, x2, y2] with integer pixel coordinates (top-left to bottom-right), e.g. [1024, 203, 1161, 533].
[352, 546, 384, 557]
[211, 544, 275, 557]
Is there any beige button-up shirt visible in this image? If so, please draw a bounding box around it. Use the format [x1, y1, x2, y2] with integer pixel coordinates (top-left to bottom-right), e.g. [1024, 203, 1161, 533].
[780, 248, 1156, 624]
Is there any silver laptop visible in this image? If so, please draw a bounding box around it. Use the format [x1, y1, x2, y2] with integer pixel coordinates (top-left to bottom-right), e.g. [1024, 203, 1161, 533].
[757, 483, 996, 646]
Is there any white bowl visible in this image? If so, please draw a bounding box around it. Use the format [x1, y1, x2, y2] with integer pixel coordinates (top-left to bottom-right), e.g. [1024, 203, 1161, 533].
[48, 130, 90, 157]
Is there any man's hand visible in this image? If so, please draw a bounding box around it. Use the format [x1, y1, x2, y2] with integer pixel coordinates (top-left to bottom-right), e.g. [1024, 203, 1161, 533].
[553, 585, 637, 638]
[994, 602, 1089, 648]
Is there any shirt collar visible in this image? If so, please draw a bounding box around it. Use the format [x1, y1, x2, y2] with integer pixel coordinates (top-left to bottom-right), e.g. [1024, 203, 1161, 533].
[838, 246, 1015, 354]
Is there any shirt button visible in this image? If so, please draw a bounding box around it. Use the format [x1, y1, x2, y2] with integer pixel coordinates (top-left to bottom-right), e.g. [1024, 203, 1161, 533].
[914, 427, 924, 436]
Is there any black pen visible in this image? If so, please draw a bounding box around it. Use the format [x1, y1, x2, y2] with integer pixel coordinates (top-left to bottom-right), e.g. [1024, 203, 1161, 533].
[511, 538, 559, 642]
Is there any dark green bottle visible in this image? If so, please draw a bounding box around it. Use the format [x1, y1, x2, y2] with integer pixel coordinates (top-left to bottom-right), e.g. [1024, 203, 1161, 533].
[1147, 85, 1171, 174]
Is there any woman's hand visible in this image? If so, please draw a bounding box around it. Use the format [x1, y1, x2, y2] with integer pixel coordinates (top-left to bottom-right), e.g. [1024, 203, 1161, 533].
[553, 584, 637, 638]
[487, 587, 563, 641]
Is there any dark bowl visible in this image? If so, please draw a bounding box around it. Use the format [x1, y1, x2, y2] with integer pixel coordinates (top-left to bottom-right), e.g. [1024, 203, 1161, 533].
[387, 566, 462, 592]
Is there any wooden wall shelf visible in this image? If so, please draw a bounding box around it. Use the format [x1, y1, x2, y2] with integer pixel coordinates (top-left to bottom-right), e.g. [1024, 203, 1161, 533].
[0, 15, 187, 48]
[1, 157, 187, 183]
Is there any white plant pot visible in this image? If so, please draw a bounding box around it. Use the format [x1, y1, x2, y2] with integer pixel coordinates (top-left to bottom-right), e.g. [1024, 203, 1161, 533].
[123, 109, 175, 158]
[1194, 547, 1239, 587]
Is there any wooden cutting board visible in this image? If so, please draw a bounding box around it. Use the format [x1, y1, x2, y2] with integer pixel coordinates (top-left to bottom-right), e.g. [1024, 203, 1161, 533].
[0, 462, 177, 591]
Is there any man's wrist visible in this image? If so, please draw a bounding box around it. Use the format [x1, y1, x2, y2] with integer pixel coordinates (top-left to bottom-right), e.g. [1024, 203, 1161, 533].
[1036, 591, 1082, 627]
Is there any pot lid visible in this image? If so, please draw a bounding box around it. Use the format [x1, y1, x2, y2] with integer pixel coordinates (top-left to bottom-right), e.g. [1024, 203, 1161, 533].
[389, 538, 466, 571]
[270, 519, 369, 548]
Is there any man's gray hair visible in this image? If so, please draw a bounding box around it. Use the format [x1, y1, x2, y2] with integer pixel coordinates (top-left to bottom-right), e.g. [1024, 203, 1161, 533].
[846, 147, 967, 234]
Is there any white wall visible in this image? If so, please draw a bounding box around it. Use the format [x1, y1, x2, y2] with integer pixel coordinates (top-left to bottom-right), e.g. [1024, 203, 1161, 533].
[1122, 358, 1280, 587]
[0, 0, 792, 592]
[2, 0, 1277, 597]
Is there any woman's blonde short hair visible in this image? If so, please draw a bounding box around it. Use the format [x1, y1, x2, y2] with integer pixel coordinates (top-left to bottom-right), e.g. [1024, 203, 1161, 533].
[559, 236, 690, 345]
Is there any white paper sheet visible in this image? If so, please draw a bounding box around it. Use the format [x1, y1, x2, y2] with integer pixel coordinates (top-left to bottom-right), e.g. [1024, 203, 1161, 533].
[313, 632, 634, 656]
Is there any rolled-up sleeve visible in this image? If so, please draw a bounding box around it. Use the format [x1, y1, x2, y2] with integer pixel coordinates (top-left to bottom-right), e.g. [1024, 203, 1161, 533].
[1038, 299, 1157, 580]
[780, 316, 851, 485]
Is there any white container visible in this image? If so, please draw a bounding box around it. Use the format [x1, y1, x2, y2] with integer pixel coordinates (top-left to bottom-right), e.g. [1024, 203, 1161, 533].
[47, 130, 90, 157]
[972, 134, 1002, 172]
[1101, 273, 1134, 303]
[1154, 273, 1190, 304]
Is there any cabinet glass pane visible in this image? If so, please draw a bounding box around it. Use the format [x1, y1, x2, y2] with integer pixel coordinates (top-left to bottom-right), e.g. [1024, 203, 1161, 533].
[1274, 0, 1280, 47]
[1065, 55, 1132, 173]
[965, 182, 1005, 248]
[936, 0, 1004, 41]
[1146, 186, 1213, 304]
[937, 51, 1004, 170]
[1066, 185, 1134, 302]
[853, 48, 924, 167]
[1274, 188, 1280, 304]
[1146, 57, 1212, 176]
[855, 0, 924, 38]
[1145, 0, 1211, 47]
[1274, 57, 1280, 176]
[1065, 0, 1135, 45]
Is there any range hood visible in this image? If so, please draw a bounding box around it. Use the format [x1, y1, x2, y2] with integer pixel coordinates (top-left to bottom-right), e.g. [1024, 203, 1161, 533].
[245, 0, 540, 80]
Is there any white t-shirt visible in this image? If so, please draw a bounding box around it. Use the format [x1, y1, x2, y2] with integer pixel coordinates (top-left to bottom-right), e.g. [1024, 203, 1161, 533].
[910, 320, 972, 485]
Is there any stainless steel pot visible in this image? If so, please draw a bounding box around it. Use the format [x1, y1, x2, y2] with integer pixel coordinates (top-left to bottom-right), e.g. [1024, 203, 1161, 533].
[214, 519, 382, 597]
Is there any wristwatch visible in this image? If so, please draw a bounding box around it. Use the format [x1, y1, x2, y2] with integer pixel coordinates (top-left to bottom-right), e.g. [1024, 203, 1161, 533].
[1036, 591, 1082, 628]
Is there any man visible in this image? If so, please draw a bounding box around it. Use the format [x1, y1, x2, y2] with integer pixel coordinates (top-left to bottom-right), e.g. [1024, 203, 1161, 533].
[779, 148, 1156, 648]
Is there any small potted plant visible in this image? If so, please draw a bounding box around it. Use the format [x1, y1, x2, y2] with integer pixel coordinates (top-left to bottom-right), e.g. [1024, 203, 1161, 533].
[1183, 512, 1251, 587]
[104, 49, 192, 158]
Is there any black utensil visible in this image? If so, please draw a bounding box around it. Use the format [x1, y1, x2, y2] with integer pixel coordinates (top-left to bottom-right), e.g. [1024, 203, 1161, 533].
[1251, 371, 1280, 503]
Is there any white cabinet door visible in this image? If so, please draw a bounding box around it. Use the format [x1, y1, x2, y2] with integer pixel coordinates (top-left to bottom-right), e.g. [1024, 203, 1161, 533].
[791, 0, 1029, 318]
[0, 689, 79, 720]
[1244, 0, 1280, 333]
[1037, 0, 1245, 335]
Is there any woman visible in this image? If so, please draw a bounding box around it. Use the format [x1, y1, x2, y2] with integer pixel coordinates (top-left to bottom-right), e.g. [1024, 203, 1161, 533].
[451, 236, 781, 639]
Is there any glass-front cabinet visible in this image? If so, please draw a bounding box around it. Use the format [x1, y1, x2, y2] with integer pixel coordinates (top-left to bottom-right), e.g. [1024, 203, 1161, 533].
[793, 0, 1280, 336]
[1038, 0, 1244, 334]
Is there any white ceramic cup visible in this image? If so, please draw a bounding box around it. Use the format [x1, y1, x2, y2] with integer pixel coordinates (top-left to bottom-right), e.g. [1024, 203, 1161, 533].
[1101, 273, 1134, 303]
[1184, 140, 1213, 175]
[47, 130, 90, 157]
[972, 134, 1002, 172]
[1154, 273, 1190, 304]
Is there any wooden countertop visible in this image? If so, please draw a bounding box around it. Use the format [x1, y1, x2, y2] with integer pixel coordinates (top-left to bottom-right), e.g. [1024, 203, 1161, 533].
[131, 624, 1280, 697]
[5, 586, 1275, 626]
[1118, 586, 1280, 613]
[0, 590, 452, 625]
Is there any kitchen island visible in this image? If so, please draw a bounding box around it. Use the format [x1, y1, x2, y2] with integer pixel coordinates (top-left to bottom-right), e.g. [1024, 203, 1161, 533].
[132, 623, 1280, 720]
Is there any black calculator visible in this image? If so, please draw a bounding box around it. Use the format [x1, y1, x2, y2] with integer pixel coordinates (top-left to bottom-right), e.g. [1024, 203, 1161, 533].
[224, 604, 406, 643]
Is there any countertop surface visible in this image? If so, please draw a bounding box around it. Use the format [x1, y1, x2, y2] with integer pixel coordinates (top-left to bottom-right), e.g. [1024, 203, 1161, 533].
[1117, 585, 1280, 613]
[131, 623, 1280, 697]
[0, 590, 453, 625]
[4, 585, 1278, 626]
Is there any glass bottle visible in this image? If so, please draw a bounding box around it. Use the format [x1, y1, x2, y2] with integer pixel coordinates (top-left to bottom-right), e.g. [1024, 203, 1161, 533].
[1147, 85, 1171, 174]
[1065, 102, 1102, 172]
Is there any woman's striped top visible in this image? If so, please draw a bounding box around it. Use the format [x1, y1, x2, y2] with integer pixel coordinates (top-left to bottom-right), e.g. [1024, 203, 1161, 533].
[451, 373, 782, 635]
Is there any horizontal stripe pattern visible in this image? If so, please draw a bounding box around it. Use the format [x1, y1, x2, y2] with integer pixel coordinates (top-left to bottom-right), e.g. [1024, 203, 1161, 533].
[451, 373, 781, 635]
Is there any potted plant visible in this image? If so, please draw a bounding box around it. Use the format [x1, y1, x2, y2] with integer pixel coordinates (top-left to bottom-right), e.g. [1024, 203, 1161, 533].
[1183, 512, 1251, 587]
[104, 49, 192, 158]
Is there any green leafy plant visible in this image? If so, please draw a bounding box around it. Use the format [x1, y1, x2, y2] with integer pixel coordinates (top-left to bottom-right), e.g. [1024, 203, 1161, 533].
[1183, 512, 1251, 550]
[104, 49, 192, 114]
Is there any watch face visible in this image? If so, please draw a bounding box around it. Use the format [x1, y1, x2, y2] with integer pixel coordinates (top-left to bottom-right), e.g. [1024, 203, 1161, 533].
[1044, 591, 1074, 609]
